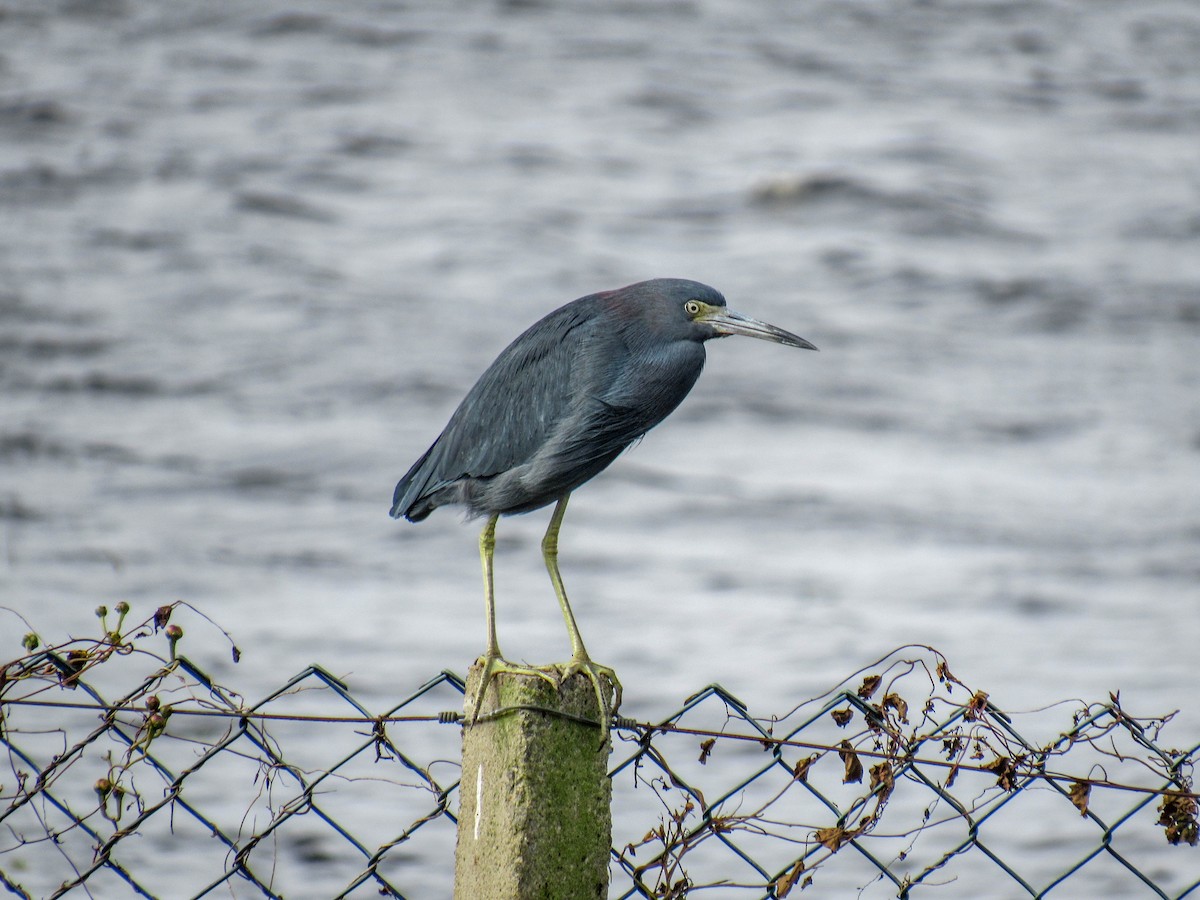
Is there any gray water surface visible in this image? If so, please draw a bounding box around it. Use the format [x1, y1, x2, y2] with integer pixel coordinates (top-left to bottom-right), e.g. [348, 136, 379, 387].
[2, 1, 1199, 895]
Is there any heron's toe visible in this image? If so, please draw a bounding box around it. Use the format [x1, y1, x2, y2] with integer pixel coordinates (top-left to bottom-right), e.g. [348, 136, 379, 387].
[556, 657, 621, 726]
[469, 654, 561, 722]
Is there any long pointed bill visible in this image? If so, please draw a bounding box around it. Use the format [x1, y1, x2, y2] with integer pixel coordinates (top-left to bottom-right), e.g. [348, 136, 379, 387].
[703, 307, 818, 350]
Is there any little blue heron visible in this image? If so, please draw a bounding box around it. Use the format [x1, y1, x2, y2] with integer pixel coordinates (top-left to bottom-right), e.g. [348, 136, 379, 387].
[391, 278, 816, 723]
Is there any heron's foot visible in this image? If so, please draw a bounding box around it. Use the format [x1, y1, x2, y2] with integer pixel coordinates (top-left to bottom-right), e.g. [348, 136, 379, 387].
[551, 655, 622, 727]
[470, 653, 560, 723]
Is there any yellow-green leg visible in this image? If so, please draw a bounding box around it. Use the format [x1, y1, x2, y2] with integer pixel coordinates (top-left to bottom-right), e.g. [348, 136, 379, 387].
[480, 513, 501, 661]
[541, 494, 622, 724]
[470, 513, 558, 722]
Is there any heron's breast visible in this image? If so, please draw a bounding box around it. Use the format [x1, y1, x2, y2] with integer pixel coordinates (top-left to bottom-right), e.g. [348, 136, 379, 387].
[619, 341, 705, 411]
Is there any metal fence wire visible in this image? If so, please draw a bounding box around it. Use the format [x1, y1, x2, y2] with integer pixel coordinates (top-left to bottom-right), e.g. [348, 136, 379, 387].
[1, 604, 1197, 899]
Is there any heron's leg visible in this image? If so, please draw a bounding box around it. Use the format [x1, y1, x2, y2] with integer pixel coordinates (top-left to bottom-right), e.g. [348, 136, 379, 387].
[480, 513, 501, 659]
[541, 494, 623, 721]
[470, 514, 556, 723]
[542, 495, 588, 659]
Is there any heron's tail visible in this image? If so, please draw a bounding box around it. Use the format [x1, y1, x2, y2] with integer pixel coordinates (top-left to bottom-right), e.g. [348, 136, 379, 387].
[390, 446, 436, 521]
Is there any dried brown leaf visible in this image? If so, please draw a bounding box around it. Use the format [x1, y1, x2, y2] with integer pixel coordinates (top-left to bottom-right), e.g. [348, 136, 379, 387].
[881, 693, 909, 723]
[870, 762, 895, 802]
[831, 708, 853, 727]
[838, 740, 864, 784]
[815, 825, 849, 851]
[1157, 792, 1199, 846]
[710, 815, 735, 834]
[936, 659, 963, 688]
[793, 754, 816, 783]
[774, 859, 805, 897]
[965, 690, 990, 721]
[1067, 781, 1090, 816]
[858, 674, 881, 699]
[984, 755, 1017, 791]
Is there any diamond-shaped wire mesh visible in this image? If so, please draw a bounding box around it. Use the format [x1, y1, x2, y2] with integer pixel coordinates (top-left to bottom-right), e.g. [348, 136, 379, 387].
[2, 613, 1196, 899]
[606, 655, 1199, 899]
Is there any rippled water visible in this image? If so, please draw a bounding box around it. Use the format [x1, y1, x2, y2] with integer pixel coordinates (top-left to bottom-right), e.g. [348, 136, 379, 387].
[2, 1, 1199, 895]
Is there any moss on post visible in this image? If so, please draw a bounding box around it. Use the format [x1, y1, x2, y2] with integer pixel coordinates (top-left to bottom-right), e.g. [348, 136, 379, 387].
[454, 665, 613, 899]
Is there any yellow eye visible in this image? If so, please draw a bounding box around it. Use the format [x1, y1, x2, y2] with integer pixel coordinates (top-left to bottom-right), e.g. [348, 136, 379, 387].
[684, 300, 702, 317]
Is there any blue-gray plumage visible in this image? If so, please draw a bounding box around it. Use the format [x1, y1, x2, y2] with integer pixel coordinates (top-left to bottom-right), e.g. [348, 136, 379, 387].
[391, 278, 816, 723]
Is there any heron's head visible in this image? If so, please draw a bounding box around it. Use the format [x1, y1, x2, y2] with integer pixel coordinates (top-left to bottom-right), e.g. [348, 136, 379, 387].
[626, 278, 817, 351]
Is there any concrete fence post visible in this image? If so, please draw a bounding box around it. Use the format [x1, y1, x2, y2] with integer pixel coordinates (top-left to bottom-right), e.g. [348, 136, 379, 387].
[453, 665, 614, 899]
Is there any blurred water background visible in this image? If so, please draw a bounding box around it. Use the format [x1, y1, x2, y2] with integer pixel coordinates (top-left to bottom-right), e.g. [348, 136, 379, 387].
[2, 0, 1199, 894]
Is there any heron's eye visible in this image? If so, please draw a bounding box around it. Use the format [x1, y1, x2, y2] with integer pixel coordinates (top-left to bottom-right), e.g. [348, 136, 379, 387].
[684, 300, 702, 317]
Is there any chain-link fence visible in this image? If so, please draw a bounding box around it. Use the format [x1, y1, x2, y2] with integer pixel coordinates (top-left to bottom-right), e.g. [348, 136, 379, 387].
[2, 604, 1197, 898]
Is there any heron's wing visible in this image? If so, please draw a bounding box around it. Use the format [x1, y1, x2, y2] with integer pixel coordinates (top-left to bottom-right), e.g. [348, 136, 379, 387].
[549, 340, 704, 474]
[391, 300, 600, 517]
